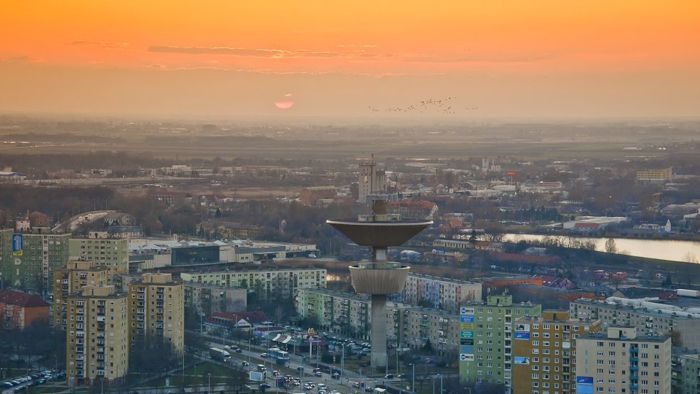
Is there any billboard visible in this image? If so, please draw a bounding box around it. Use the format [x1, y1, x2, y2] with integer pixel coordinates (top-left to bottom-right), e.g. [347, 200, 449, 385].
[460, 338, 474, 346]
[514, 323, 530, 332]
[12, 233, 23, 256]
[460, 330, 474, 339]
[460, 306, 475, 315]
[249, 371, 265, 382]
[513, 356, 529, 365]
[460, 345, 473, 354]
[514, 331, 530, 340]
[575, 376, 593, 394]
[459, 353, 474, 362]
[460, 315, 474, 323]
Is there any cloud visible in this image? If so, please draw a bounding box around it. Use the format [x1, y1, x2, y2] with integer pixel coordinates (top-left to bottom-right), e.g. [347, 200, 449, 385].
[403, 52, 557, 63]
[148, 46, 340, 58]
[71, 41, 130, 49]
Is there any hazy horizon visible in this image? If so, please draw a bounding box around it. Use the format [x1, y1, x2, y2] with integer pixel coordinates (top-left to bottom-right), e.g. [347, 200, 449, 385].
[1, 1, 699, 121]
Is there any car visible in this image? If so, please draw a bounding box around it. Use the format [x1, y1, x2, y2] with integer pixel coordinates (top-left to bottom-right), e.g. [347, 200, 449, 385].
[331, 372, 340, 379]
[260, 352, 269, 358]
[384, 374, 394, 379]
[351, 381, 360, 388]
[314, 371, 322, 377]
[259, 383, 271, 390]
[234, 348, 242, 353]
[241, 361, 250, 367]
[2, 382, 14, 388]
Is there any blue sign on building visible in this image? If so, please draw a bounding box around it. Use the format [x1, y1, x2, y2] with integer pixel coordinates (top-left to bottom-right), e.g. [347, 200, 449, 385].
[12, 233, 23, 256]
[460, 315, 474, 323]
[576, 376, 594, 394]
[460, 345, 473, 354]
[514, 331, 530, 340]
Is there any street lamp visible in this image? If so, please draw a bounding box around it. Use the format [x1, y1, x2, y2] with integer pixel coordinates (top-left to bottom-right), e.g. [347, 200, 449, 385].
[208, 372, 211, 393]
[411, 363, 415, 393]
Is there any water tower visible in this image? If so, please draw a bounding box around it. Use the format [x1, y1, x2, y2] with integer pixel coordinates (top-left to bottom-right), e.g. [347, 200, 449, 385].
[327, 199, 431, 369]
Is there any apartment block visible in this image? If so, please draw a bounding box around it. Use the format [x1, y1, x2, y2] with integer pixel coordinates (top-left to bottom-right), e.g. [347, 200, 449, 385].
[66, 286, 128, 386]
[401, 273, 482, 313]
[400, 307, 461, 356]
[674, 353, 700, 394]
[296, 288, 460, 354]
[52, 260, 112, 329]
[184, 282, 247, 317]
[297, 288, 371, 339]
[69, 237, 129, 274]
[570, 298, 700, 351]
[180, 268, 326, 299]
[127, 273, 184, 354]
[575, 327, 671, 394]
[0, 231, 70, 293]
[459, 294, 542, 390]
[512, 310, 602, 394]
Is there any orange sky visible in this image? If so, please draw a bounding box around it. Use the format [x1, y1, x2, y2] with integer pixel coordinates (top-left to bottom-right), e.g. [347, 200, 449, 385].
[1, 0, 699, 118]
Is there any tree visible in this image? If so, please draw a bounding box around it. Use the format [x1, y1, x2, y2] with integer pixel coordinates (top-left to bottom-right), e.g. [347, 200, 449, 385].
[605, 238, 617, 254]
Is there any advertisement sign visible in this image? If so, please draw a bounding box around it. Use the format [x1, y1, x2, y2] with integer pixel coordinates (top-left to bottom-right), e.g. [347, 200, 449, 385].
[460, 315, 474, 323]
[460, 330, 474, 339]
[249, 371, 264, 382]
[513, 356, 529, 365]
[461, 323, 474, 330]
[460, 307, 475, 315]
[575, 376, 593, 394]
[514, 323, 530, 332]
[459, 353, 474, 362]
[460, 345, 473, 354]
[514, 331, 530, 340]
[460, 338, 474, 346]
[12, 233, 23, 256]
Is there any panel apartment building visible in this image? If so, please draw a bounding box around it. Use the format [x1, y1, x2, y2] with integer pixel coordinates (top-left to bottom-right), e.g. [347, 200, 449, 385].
[127, 273, 184, 353]
[575, 327, 671, 394]
[0, 229, 70, 293]
[69, 237, 129, 274]
[180, 268, 326, 300]
[52, 260, 112, 329]
[459, 294, 542, 391]
[297, 288, 461, 356]
[66, 285, 128, 386]
[570, 298, 700, 351]
[512, 310, 602, 394]
[401, 273, 482, 313]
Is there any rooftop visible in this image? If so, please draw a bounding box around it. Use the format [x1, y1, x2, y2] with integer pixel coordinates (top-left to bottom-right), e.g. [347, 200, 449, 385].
[0, 289, 48, 308]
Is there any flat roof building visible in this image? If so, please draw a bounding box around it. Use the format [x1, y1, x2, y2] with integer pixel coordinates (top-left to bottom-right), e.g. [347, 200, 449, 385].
[575, 327, 671, 394]
[66, 285, 128, 386]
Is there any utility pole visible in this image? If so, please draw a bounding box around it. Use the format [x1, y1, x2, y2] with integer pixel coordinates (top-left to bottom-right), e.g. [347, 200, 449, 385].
[412, 364, 415, 393]
[340, 343, 345, 385]
[440, 373, 443, 394]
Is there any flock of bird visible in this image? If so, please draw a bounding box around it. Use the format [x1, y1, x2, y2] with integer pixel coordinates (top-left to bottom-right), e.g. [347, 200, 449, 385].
[368, 96, 479, 115]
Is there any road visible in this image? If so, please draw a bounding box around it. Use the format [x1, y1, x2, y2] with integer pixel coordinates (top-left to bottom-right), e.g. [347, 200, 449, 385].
[196, 331, 413, 394]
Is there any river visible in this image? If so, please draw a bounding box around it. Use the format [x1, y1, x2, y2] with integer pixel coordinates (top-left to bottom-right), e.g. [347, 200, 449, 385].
[503, 233, 700, 264]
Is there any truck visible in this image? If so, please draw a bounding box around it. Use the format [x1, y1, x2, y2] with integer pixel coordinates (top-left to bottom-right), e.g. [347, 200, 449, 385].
[209, 347, 231, 362]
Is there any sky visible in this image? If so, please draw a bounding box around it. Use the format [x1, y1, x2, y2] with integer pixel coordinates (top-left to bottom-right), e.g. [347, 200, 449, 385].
[1, 0, 699, 120]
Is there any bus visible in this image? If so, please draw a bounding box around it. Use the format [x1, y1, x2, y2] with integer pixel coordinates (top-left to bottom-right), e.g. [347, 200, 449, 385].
[209, 347, 231, 362]
[268, 347, 290, 366]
